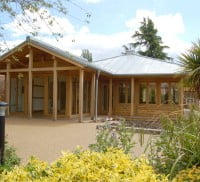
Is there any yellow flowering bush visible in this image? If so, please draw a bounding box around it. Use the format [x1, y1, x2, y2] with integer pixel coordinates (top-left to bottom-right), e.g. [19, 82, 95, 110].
[0, 148, 167, 182]
[173, 166, 200, 182]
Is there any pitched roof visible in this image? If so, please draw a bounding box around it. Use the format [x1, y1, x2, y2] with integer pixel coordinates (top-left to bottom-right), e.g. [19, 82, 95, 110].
[0, 36, 88, 66]
[0, 37, 181, 76]
[92, 54, 181, 76]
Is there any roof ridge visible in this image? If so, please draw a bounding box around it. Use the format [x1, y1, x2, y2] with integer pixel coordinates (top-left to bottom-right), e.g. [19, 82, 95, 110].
[130, 52, 179, 65]
[94, 52, 179, 66]
[27, 36, 88, 62]
[93, 54, 127, 62]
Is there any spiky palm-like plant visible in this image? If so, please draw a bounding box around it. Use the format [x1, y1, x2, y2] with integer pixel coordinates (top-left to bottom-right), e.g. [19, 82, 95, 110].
[179, 40, 200, 100]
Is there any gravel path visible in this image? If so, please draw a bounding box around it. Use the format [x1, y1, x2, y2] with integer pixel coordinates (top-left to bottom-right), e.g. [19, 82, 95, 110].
[5, 117, 152, 164]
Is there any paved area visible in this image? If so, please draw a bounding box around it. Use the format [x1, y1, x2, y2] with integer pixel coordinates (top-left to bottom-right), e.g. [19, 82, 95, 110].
[5, 117, 152, 164]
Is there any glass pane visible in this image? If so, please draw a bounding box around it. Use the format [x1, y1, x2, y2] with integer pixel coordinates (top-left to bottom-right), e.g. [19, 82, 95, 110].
[102, 84, 109, 112]
[119, 83, 126, 103]
[83, 80, 91, 113]
[171, 82, 179, 104]
[139, 83, 147, 104]
[48, 77, 53, 114]
[161, 83, 169, 104]
[58, 76, 66, 114]
[149, 82, 156, 104]
[72, 77, 79, 115]
[127, 83, 131, 103]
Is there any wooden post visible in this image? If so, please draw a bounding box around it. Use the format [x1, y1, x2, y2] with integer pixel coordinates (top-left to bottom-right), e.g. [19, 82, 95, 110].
[23, 75, 28, 116]
[130, 78, 135, 116]
[53, 58, 57, 121]
[109, 78, 112, 116]
[90, 72, 95, 119]
[6, 63, 10, 116]
[66, 75, 72, 118]
[79, 70, 84, 122]
[180, 83, 184, 114]
[44, 76, 49, 115]
[28, 48, 33, 118]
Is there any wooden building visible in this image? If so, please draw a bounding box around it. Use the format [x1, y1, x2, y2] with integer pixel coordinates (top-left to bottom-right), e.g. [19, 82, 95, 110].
[0, 37, 185, 121]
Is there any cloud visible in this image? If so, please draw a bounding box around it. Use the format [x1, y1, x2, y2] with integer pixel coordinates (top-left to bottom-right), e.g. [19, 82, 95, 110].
[125, 9, 190, 57]
[126, 9, 184, 35]
[1, 9, 190, 61]
[4, 9, 75, 37]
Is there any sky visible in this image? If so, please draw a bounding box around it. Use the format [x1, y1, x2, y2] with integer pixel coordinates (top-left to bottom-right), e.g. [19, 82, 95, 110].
[1, 0, 200, 61]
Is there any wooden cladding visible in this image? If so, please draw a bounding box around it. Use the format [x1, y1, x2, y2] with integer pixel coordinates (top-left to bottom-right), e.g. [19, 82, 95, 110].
[100, 77, 182, 117]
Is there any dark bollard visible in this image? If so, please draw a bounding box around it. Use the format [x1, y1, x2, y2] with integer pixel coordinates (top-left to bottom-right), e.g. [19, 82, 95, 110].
[0, 102, 8, 165]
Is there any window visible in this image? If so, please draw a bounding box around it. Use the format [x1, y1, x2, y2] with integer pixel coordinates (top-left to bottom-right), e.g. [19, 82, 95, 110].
[184, 91, 196, 105]
[102, 84, 109, 111]
[148, 82, 156, 104]
[161, 83, 169, 104]
[83, 80, 91, 113]
[171, 82, 179, 104]
[118, 82, 131, 103]
[139, 83, 147, 104]
[119, 83, 126, 103]
[72, 77, 79, 115]
[127, 83, 131, 103]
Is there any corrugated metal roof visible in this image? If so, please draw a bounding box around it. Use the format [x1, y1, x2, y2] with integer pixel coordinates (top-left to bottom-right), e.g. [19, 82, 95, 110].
[92, 54, 181, 76]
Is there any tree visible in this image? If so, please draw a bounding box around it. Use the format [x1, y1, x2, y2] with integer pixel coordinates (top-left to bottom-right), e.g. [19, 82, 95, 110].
[179, 40, 200, 100]
[0, 0, 91, 52]
[126, 17, 170, 60]
[81, 49, 93, 62]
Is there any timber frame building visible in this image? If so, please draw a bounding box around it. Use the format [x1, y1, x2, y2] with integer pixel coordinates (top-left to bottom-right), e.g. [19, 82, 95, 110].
[0, 37, 191, 121]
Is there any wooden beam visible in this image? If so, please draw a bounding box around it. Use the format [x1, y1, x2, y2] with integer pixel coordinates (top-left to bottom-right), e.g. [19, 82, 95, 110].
[0, 43, 27, 62]
[66, 75, 72, 117]
[79, 70, 84, 122]
[30, 43, 85, 68]
[109, 78, 112, 116]
[0, 68, 27, 73]
[44, 76, 49, 115]
[6, 63, 10, 116]
[90, 72, 95, 119]
[130, 78, 135, 116]
[0, 66, 78, 73]
[23, 74, 28, 116]
[56, 67, 78, 71]
[53, 58, 58, 121]
[28, 48, 33, 118]
[32, 66, 78, 72]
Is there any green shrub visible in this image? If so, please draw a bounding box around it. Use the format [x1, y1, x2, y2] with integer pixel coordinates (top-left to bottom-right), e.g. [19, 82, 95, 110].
[148, 111, 200, 178]
[0, 143, 21, 173]
[0, 148, 168, 182]
[89, 120, 135, 154]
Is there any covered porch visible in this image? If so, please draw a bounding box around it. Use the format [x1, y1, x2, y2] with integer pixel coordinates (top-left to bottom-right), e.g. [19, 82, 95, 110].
[0, 39, 96, 122]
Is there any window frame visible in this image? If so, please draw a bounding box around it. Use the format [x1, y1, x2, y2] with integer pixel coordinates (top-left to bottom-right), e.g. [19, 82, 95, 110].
[171, 82, 179, 105]
[148, 82, 156, 104]
[160, 82, 169, 104]
[139, 82, 147, 104]
[118, 82, 131, 104]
